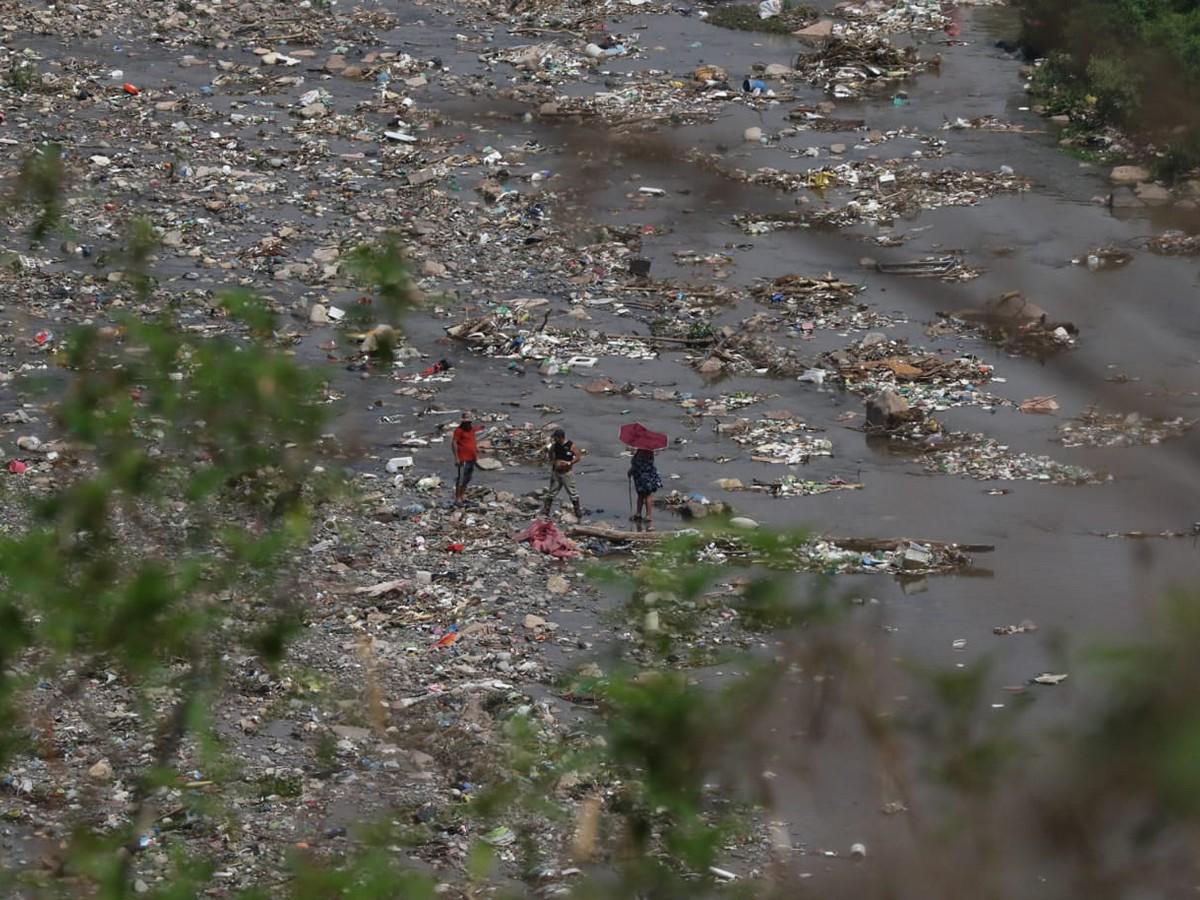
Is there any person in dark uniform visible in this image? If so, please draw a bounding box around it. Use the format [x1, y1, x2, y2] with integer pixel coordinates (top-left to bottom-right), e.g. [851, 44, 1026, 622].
[541, 428, 584, 519]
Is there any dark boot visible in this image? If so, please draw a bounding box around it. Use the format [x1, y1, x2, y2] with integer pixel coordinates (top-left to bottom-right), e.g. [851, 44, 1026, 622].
[572, 499, 583, 520]
[540, 497, 552, 517]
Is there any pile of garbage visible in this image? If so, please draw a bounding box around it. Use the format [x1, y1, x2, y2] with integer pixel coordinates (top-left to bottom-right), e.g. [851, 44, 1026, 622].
[483, 35, 639, 82]
[750, 274, 901, 333]
[834, 0, 959, 38]
[796, 40, 933, 100]
[1070, 246, 1133, 270]
[477, 421, 563, 466]
[942, 115, 1042, 133]
[526, 51, 809, 129]
[921, 435, 1108, 484]
[728, 160, 1030, 230]
[446, 310, 658, 366]
[1056, 408, 1195, 448]
[689, 315, 811, 376]
[697, 534, 981, 576]
[579, 520, 983, 577]
[716, 415, 835, 464]
[868, 255, 983, 282]
[715, 475, 864, 497]
[818, 335, 1003, 413]
[677, 391, 773, 416]
[658, 491, 736, 520]
[1148, 230, 1200, 256]
[932, 292, 1078, 356]
[709, 1, 819, 35]
[750, 272, 861, 311]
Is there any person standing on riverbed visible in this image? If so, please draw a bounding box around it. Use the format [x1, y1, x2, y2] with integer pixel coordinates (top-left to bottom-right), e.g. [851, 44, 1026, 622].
[451, 412, 485, 506]
[628, 448, 663, 527]
[541, 428, 584, 520]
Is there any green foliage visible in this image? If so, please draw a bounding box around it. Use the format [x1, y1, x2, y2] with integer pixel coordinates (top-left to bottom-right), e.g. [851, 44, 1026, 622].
[1152, 130, 1200, 180]
[11, 142, 69, 242]
[122, 216, 159, 301]
[910, 663, 1028, 797]
[343, 234, 419, 322]
[282, 850, 434, 900]
[1022, 0, 1200, 176]
[1085, 54, 1143, 122]
[7, 59, 36, 93]
[1071, 592, 1200, 815]
[0, 148, 427, 899]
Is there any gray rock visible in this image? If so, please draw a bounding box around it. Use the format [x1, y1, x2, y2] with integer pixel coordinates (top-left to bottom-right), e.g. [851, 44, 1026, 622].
[988, 292, 1048, 323]
[793, 19, 834, 42]
[408, 167, 441, 187]
[1110, 165, 1150, 184]
[1135, 182, 1171, 205]
[865, 389, 910, 430]
[1108, 188, 1144, 209]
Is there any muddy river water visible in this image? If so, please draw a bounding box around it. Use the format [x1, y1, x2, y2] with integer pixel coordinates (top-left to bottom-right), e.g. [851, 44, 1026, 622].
[5, 0, 1200, 892]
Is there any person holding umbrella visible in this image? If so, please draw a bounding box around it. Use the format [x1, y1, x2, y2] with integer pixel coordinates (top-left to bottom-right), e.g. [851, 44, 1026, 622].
[620, 423, 667, 526]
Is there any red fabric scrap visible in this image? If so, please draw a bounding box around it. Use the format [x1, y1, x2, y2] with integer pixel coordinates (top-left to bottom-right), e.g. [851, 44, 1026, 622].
[515, 520, 579, 559]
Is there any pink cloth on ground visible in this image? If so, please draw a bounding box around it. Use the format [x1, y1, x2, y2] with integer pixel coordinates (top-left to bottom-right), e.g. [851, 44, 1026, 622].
[515, 520, 580, 559]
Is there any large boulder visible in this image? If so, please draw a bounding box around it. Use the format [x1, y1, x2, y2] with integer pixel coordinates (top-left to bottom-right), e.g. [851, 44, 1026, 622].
[793, 19, 834, 42]
[988, 291, 1048, 323]
[865, 389, 910, 430]
[1135, 182, 1171, 206]
[1110, 165, 1150, 184]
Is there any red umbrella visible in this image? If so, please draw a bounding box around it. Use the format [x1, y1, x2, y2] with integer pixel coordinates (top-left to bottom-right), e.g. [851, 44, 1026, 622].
[619, 422, 668, 451]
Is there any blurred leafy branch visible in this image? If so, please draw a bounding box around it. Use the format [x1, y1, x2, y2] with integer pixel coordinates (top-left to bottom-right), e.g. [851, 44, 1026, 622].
[0, 147, 422, 898]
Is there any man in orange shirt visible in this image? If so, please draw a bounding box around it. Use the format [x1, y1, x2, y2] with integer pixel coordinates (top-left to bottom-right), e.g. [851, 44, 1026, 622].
[451, 412, 485, 505]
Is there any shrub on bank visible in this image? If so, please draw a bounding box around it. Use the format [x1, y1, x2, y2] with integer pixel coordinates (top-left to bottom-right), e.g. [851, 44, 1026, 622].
[1020, 0, 1200, 179]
